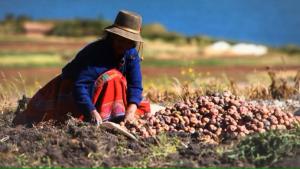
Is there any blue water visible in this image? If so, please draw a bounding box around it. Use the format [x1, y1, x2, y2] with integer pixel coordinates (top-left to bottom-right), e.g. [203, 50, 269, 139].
[1, 0, 300, 46]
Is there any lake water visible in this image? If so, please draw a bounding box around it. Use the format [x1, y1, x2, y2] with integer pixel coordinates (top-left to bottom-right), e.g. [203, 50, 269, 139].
[1, 0, 300, 46]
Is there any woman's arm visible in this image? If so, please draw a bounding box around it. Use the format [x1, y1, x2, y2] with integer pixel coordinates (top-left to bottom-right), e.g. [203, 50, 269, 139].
[125, 103, 137, 122]
[126, 49, 143, 105]
[73, 65, 107, 124]
[124, 49, 143, 122]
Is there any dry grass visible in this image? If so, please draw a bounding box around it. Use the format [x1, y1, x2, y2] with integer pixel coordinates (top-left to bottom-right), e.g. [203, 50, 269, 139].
[143, 39, 201, 60]
[145, 69, 300, 103]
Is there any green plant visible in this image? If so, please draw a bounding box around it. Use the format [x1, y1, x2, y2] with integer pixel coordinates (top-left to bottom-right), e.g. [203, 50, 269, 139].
[278, 45, 300, 55]
[48, 19, 111, 37]
[0, 14, 30, 34]
[16, 154, 29, 167]
[138, 134, 180, 167]
[225, 126, 300, 167]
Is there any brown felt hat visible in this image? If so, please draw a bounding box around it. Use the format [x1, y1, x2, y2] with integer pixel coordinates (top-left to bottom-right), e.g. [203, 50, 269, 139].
[105, 10, 143, 42]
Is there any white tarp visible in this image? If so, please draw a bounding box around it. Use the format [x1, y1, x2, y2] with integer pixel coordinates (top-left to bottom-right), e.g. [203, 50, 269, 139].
[204, 41, 268, 56]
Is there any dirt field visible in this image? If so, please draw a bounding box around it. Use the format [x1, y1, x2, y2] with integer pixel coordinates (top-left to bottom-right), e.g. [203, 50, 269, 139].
[0, 99, 300, 167]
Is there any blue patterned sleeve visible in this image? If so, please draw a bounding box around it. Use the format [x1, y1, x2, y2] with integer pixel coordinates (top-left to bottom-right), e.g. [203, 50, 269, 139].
[73, 65, 107, 116]
[125, 49, 143, 106]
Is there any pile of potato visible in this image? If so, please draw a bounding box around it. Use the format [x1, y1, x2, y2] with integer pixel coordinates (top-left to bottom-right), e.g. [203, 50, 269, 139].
[121, 92, 300, 143]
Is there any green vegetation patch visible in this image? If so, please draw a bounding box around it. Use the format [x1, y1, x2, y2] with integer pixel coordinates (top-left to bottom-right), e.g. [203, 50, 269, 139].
[225, 127, 300, 167]
[0, 53, 64, 67]
[49, 19, 111, 37]
[143, 55, 300, 67]
[276, 45, 300, 55]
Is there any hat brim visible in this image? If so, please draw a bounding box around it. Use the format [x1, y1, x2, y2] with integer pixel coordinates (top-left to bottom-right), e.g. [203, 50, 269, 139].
[105, 26, 143, 42]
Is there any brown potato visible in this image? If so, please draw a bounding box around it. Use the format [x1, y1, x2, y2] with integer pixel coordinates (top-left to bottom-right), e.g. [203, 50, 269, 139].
[261, 107, 269, 115]
[202, 117, 210, 124]
[270, 116, 279, 125]
[270, 125, 277, 130]
[257, 122, 264, 129]
[287, 112, 294, 118]
[257, 128, 266, 133]
[210, 108, 219, 116]
[228, 109, 236, 115]
[169, 126, 175, 131]
[262, 114, 269, 119]
[250, 124, 258, 131]
[279, 125, 286, 130]
[255, 113, 262, 121]
[189, 127, 196, 133]
[210, 124, 218, 132]
[279, 118, 285, 124]
[172, 117, 180, 124]
[212, 97, 220, 104]
[229, 119, 237, 126]
[130, 127, 137, 133]
[203, 129, 211, 135]
[283, 114, 289, 121]
[210, 117, 217, 125]
[244, 129, 250, 135]
[184, 126, 190, 132]
[252, 119, 259, 124]
[216, 128, 222, 136]
[227, 125, 237, 132]
[232, 113, 241, 120]
[190, 117, 198, 124]
[163, 125, 170, 131]
[142, 130, 150, 138]
[183, 116, 190, 124]
[284, 120, 290, 126]
[237, 125, 246, 132]
[200, 107, 208, 114]
[224, 97, 230, 103]
[189, 113, 197, 118]
[164, 116, 171, 124]
[149, 129, 157, 136]
[230, 100, 240, 107]
[238, 132, 246, 137]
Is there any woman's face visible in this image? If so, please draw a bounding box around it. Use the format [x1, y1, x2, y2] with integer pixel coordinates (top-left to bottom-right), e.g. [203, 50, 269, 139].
[111, 34, 136, 57]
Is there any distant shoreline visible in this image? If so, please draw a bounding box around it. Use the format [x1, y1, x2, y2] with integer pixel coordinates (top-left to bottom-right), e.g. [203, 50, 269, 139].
[1, 0, 300, 46]
[1, 16, 300, 48]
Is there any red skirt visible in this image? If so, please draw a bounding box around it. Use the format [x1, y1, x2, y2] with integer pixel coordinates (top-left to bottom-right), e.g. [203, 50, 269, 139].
[12, 69, 150, 125]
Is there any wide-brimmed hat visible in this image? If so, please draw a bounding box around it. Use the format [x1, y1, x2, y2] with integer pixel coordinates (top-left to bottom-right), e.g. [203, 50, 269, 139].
[105, 10, 143, 42]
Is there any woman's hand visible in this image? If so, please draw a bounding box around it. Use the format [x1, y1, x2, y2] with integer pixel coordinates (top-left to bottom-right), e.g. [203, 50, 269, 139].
[90, 109, 102, 126]
[124, 103, 137, 122]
